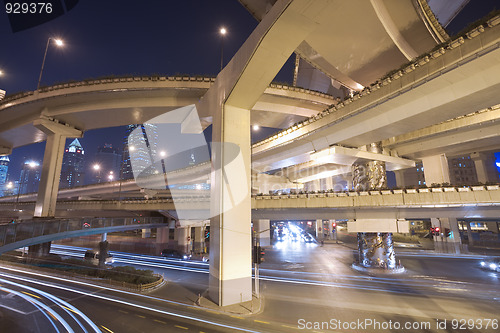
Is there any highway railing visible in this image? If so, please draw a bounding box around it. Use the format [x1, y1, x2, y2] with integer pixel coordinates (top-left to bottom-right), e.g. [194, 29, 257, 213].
[253, 185, 500, 208]
[0, 217, 166, 254]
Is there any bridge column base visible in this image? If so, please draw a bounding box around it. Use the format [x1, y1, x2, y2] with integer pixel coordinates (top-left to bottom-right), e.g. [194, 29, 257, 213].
[357, 233, 397, 269]
[27, 241, 51, 259]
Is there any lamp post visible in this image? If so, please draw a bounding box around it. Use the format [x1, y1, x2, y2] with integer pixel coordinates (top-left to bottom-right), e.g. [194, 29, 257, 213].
[93, 164, 101, 183]
[219, 27, 227, 71]
[37, 37, 64, 90]
[159, 151, 168, 190]
[15, 161, 38, 211]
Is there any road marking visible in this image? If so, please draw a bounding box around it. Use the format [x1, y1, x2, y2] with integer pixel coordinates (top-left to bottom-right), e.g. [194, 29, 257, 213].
[154, 319, 166, 324]
[281, 324, 298, 330]
[135, 314, 146, 318]
[47, 311, 58, 321]
[21, 291, 41, 299]
[174, 325, 189, 330]
[118, 310, 128, 314]
[0, 303, 30, 315]
[100, 325, 114, 333]
[206, 310, 220, 315]
[62, 305, 78, 314]
[254, 320, 270, 324]
[230, 315, 244, 320]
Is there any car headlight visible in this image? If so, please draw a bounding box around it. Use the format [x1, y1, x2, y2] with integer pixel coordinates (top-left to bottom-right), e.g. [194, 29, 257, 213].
[489, 263, 497, 270]
[480, 261, 485, 266]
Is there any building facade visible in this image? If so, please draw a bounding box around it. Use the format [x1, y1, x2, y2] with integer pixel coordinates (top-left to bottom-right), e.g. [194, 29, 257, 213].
[60, 139, 85, 188]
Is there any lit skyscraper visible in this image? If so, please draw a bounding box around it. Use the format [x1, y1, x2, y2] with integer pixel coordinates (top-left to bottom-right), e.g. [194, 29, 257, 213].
[122, 124, 158, 180]
[60, 139, 85, 188]
[0, 156, 9, 196]
[19, 160, 40, 194]
[92, 143, 122, 183]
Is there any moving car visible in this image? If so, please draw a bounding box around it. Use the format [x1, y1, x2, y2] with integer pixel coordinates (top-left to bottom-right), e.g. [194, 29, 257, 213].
[479, 257, 500, 272]
[161, 249, 191, 260]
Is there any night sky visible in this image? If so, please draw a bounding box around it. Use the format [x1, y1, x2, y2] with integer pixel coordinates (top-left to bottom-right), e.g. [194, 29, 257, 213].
[1, 0, 499, 183]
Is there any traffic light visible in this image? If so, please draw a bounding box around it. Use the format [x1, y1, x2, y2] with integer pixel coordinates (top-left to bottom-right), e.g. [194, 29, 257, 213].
[430, 227, 440, 236]
[258, 246, 265, 264]
[204, 228, 210, 239]
[253, 246, 265, 264]
[444, 228, 451, 237]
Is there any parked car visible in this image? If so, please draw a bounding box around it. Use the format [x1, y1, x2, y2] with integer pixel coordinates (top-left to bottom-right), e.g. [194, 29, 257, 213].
[479, 257, 500, 272]
[84, 250, 114, 265]
[161, 249, 191, 260]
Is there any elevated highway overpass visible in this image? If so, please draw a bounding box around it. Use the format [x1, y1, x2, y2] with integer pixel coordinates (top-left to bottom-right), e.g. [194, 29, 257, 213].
[1, 185, 499, 220]
[0, 77, 333, 152]
[252, 18, 500, 173]
[0, 216, 166, 255]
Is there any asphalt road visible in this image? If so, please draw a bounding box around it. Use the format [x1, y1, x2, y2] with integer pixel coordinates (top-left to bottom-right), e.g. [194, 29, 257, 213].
[0, 234, 499, 333]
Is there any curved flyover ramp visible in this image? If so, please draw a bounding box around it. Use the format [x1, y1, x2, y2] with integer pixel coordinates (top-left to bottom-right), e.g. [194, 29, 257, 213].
[0, 217, 167, 254]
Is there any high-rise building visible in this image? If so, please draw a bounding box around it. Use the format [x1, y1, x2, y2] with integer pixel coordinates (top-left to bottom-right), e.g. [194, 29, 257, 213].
[19, 160, 41, 194]
[92, 143, 122, 183]
[122, 124, 158, 180]
[449, 156, 478, 185]
[0, 156, 9, 196]
[60, 139, 85, 188]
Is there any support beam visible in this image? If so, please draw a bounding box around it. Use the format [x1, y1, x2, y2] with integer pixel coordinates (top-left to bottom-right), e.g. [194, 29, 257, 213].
[33, 118, 82, 217]
[471, 152, 500, 184]
[197, 0, 328, 306]
[177, 227, 189, 254]
[0, 146, 12, 156]
[254, 219, 270, 247]
[422, 154, 450, 185]
[352, 142, 397, 270]
[193, 226, 205, 253]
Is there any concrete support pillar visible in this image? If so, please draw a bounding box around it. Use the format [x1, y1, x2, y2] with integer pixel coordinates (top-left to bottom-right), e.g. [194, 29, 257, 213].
[141, 228, 151, 238]
[173, 227, 179, 242]
[197, 0, 326, 306]
[33, 118, 81, 217]
[177, 227, 189, 254]
[156, 227, 169, 244]
[27, 241, 51, 258]
[394, 169, 406, 188]
[254, 219, 270, 247]
[208, 104, 252, 306]
[325, 177, 334, 191]
[315, 219, 322, 239]
[98, 240, 109, 268]
[486, 222, 499, 233]
[352, 142, 396, 269]
[471, 152, 500, 183]
[422, 154, 450, 186]
[193, 227, 205, 253]
[431, 218, 462, 253]
[466, 221, 474, 246]
[312, 179, 321, 192]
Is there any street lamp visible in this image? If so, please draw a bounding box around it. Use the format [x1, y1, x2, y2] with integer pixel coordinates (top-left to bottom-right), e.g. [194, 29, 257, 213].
[219, 27, 227, 71]
[15, 161, 38, 211]
[93, 164, 101, 183]
[253, 124, 260, 131]
[37, 37, 64, 90]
